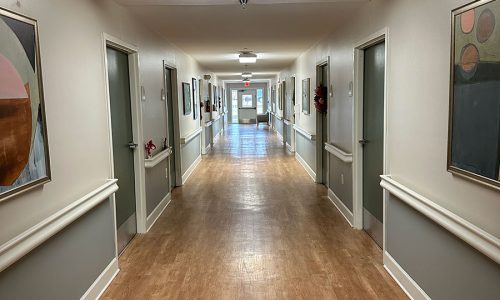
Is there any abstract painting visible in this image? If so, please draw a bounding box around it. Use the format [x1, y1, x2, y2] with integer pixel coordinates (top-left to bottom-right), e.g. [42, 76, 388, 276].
[302, 78, 310, 115]
[0, 8, 51, 201]
[182, 82, 191, 115]
[191, 78, 197, 120]
[448, 0, 500, 189]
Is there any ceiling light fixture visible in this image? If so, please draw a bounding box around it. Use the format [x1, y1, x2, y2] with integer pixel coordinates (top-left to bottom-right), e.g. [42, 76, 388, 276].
[239, 0, 248, 9]
[242, 72, 253, 78]
[239, 51, 257, 64]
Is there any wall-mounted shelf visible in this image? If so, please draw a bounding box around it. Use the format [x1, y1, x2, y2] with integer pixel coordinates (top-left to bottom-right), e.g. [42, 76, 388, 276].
[325, 142, 352, 163]
[145, 147, 172, 169]
[181, 127, 203, 144]
[293, 125, 315, 141]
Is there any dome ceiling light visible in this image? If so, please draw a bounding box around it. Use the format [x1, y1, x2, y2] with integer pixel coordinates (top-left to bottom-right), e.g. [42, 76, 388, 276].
[239, 51, 257, 64]
[242, 72, 253, 78]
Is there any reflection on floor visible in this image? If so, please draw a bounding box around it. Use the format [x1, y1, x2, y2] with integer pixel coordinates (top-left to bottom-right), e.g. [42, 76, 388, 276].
[102, 124, 406, 299]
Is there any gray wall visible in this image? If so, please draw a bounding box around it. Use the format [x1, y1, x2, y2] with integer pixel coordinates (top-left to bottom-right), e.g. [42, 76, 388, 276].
[285, 124, 292, 147]
[295, 132, 316, 173]
[213, 118, 222, 139]
[386, 194, 500, 300]
[0, 199, 116, 300]
[181, 134, 201, 175]
[145, 160, 170, 216]
[275, 119, 284, 138]
[329, 155, 353, 211]
[204, 126, 211, 149]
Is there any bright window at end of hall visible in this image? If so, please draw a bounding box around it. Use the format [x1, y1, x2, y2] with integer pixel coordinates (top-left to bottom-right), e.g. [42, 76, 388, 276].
[257, 89, 264, 114]
[242, 94, 253, 108]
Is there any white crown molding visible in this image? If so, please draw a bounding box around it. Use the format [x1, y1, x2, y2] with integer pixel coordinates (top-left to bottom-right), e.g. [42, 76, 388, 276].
[0, 179, 119, 273]
[380, 175, 500, 264]
[145, 148, 172, 169]
[325, 142, 352, 163]
[180, 127, 203, 144]
[293, 125, 316, 141]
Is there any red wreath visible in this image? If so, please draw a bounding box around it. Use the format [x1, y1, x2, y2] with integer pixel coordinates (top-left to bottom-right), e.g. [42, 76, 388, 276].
[314, 85, 328, 113]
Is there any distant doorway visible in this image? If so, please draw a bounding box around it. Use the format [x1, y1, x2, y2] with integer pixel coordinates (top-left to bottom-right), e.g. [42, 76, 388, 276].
[316, 59, 329, 186]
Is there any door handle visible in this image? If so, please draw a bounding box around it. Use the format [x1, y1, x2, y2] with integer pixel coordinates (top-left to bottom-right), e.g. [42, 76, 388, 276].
[359, 139, 369, 146]
[128, 142, 138, 149]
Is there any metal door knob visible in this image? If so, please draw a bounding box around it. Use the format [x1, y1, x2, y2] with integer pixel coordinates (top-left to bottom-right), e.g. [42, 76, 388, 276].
[128, 142, 138, 149]
[359, 139, 369, 146]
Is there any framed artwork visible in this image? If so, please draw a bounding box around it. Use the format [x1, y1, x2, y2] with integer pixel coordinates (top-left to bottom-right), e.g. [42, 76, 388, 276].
[191, 78, 197, 120]
[182, 82, 191, 115]
[0, 8, 51, 201]
[285, 77, 295, 120]
[302, 78, 311, 115]
[448, 0, 500, 189]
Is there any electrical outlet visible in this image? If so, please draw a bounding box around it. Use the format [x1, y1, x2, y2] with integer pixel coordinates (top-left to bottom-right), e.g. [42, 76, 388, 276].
[341, 174, 344, 185]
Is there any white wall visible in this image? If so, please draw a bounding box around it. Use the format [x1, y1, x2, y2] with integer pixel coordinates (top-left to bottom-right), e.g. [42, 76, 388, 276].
[0, 0, 207, 244]
[280, 0, 500, 237]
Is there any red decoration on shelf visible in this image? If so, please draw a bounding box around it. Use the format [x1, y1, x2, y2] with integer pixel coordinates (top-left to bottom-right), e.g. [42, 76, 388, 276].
[145, 140, 157, 159]
[314, 85, 328, 113]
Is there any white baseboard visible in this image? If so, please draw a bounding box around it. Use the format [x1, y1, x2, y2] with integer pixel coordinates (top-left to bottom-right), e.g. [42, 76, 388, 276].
[81, 258, 119, 300]
[276, 131, 284, 143]
[286, 143, 294, 153]
[182, 155, 202, 185]
[295, 152, 316, 182]
[383, 251, 430, 300]
[146, 193, 171, 232]
[328, 189, 354, 227]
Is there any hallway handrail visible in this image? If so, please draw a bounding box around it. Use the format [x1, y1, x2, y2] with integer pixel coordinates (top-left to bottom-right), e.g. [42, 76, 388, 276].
[293, 125, 316, 141]
[145, 147, 172, 168]
[0, 179, 119, 272]
[325, 143, 352, 163]
[181, 127, 203, 144]
[380, 175, 500, 265]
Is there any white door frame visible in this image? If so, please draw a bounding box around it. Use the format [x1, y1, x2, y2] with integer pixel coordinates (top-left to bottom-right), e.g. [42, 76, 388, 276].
[102, 33, 147, 246]
[352, 27, 390, 251]
[315, 57, 331, 185]
[163, 61, 183, 188]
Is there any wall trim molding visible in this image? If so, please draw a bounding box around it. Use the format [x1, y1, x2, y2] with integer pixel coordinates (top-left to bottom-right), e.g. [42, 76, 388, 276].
[284, 119, 293, 126]
[325, 143, 352, 163]
[204, 145, 211, 154]
[328, 189, 354, 227]
[380, 175, 500, 264]
[296, 152, 316, 182]
[146, 193, 171, 232]
[204, 121, 213, 127]
[180, 127, 203, 144]
[275, 114, 283, 121]
[286, 143, 294, 153]
[294, 125, 316, 141]
[144, 148, 172, 169]
[276, 130, 284, 143]
[182, 155, 202, 185]
[0, 179, 119, 273]
[81, 258, 119, 300]
[384, 251, 430, 300]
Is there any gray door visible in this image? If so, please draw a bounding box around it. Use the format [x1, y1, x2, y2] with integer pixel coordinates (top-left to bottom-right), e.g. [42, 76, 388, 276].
[165, 67, 177, 191]
[361, 41, 385, 247]
[106, 46, 137, 254]
[320, 64, 328, 185]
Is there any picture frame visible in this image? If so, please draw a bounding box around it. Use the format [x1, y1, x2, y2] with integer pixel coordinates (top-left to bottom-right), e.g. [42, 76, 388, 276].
[191, 78, 198, 120]
[448, 0, 500, 190]
[182, 82, 192, 115]
[0, 8, 51, 201]
[302, 78, 311, 115]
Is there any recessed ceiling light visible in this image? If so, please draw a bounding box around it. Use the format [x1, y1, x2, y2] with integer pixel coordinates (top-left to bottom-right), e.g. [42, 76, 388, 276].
[239, 52, 257, 64]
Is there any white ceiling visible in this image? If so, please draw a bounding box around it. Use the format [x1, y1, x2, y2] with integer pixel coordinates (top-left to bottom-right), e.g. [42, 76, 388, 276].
[115, 0, 367, 80]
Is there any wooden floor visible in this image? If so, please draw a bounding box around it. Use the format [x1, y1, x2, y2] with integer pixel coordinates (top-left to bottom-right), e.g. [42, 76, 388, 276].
[102, 124, 406, 300]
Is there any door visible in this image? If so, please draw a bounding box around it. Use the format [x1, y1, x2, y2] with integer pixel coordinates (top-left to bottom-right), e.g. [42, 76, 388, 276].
[321, 65, 328, 185]
[361, 41, 385, 247]
[165, 67, 177, 191]
[106, 46, 137, 254]
[238, 90, 256, 124]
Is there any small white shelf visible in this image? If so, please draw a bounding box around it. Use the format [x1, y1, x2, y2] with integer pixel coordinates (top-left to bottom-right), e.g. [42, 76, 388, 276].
[180, 127, 203, 144]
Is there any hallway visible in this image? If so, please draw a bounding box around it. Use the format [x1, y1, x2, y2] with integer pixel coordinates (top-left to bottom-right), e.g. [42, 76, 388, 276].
[102, 124, 406, 299]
